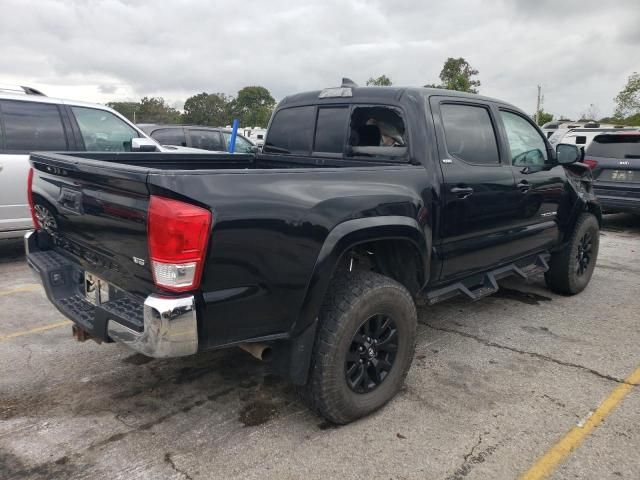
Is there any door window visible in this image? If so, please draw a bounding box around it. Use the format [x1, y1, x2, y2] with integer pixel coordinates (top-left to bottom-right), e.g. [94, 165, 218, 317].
[440, 103, 499, 165]
[222, 132, 254, 153]
[189, 130, 223, 151]
[0, 100, 68, 152]
[152, 128, 186, 146]
[263, 106, 315, 154]
[71, 106, 139, 152]
[500, 111, 548, 166]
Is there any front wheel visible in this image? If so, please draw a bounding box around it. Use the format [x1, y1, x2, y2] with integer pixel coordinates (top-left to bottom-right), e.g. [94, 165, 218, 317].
[301, 271, 417, 425]
[545, 213, 599, 295]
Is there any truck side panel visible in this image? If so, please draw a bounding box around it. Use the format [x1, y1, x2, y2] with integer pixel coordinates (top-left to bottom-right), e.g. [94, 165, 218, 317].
[147, 166, 435, 348]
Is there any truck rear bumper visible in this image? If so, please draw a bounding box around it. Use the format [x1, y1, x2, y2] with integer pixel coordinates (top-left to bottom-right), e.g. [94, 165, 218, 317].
[25, 231, 198, 358]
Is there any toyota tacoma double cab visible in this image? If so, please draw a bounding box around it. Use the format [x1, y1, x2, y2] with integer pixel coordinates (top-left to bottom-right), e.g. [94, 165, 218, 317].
[25, 82, 600, 424]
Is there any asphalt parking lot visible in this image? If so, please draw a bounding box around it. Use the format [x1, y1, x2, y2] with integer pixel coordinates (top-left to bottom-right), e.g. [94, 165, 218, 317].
[1, 214, 638, 480]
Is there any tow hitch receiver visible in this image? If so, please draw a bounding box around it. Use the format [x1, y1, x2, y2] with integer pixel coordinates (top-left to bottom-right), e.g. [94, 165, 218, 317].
[72, 324, 101, 344]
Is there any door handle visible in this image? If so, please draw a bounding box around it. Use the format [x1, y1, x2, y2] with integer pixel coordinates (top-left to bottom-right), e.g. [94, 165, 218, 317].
[451, 186, 474, 199]
[517, 181, 531, 193]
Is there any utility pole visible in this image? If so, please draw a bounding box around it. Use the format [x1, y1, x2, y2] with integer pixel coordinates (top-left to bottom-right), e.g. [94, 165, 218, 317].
[535, 85, 542, 124]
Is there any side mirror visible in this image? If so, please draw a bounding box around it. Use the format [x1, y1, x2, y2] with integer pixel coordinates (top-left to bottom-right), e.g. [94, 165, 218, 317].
[131, 137, 159, 152]
[556, 143, 581, 165]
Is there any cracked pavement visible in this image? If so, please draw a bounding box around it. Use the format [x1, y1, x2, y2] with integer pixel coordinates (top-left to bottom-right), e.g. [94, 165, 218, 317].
[1, 213, 639, 480]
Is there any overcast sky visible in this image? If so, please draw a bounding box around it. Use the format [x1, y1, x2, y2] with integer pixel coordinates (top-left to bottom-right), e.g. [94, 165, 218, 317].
[1, 0, 638, 119]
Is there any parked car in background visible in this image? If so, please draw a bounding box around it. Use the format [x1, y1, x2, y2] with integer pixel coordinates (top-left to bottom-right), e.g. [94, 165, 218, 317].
[541, 120, 585, 139]
[139, 125, 255, 153]
[0, 84, 178, 240]
[583, 131, 640, 214]
[542, 121, 631, 141]
[548, 127, 635, 151]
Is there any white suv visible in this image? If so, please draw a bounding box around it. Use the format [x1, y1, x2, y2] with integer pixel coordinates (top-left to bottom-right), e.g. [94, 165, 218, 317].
[0, 85, 169, 239]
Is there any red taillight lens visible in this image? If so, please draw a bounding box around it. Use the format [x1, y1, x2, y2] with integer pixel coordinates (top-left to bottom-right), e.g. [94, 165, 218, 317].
[147, 195, 212, 292]
[583, 158, 598, 169]
[27, 168, 40, 229]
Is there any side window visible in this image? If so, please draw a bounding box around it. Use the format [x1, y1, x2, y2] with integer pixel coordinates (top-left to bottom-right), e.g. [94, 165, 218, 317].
[71, 106, 138, 152]
[152, 128, 186, 147]
[347, 105, 407, 159]
[189, 130, 223, 151]
[314, 107, 348, 154]
[223, 132, 254, 153]
[1, 100, 68, 152]
[501, 111, 548, 166]
[440, 103, 499, 164]
[263, 106, 315, 154]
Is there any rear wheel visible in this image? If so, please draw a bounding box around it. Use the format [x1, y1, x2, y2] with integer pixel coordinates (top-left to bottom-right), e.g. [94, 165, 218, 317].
[301, 270, 417, 424]
[545, 213, 599, 295]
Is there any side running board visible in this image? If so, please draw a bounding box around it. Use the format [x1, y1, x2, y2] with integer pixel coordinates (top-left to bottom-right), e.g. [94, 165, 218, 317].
[424, 253, 550, 305]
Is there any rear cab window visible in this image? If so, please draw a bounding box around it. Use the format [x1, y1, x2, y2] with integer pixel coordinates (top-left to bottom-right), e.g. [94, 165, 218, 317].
[263, 103, 409, 162]
[0, 100, 69, 152]
[263, 106, 315, 155]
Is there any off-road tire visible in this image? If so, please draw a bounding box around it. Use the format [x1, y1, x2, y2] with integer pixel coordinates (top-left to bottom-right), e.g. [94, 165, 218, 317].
[301, 270, 417, 424]
[545, 213, 599, 295]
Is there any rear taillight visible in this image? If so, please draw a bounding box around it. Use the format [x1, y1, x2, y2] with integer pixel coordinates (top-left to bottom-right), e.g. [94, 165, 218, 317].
[27, 168, 40, 229]
[583, 158, 598, 169]
[147, 195, 212, 292]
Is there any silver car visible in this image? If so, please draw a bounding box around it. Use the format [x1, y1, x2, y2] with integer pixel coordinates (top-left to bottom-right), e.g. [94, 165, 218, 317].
[0, 85, 174, 239]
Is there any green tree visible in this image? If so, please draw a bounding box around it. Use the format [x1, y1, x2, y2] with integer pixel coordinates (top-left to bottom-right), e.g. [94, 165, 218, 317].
[366, 75, 392, 86]
[136, 97, 182, 124]
[183, 92, 232, 126]
[614, 72, 640, 119]
[230, 86, 276, 127]
[425, 57, 481, 93]
[106, 101, 140, 122]
[534, 110, 553, 126]
[624, 113, 640, 126]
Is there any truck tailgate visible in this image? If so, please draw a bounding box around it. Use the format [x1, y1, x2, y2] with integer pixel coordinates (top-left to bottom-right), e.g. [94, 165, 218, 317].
[30, 153, 154, 297]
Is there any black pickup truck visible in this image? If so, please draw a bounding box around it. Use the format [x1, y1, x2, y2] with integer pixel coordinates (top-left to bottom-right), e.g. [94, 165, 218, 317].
[26, 84, 600, 424]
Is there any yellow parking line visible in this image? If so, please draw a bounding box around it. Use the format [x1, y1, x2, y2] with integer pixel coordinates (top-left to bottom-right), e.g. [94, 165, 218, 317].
[0, 284, 42, 297]
[520, 366, 640, 480]
[0, 320, 71, 342]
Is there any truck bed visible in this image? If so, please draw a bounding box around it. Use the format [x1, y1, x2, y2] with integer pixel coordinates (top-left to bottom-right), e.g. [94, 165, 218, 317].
[28, 150, 428, 348]
[35, 151, 405, 172]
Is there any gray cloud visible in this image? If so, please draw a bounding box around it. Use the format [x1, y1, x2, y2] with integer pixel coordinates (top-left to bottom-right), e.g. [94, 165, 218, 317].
[0, 0, 638, 118]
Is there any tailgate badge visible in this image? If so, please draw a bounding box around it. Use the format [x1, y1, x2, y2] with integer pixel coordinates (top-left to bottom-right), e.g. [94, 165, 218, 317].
[132, 256, 145, 266]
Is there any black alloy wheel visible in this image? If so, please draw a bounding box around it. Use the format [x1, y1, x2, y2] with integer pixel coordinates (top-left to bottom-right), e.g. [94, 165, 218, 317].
[576, 232, 593, 276]
[345, 314, 398, 393]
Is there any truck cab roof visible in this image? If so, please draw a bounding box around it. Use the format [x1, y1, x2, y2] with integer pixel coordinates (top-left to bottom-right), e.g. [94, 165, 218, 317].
[278, 85, 516, 110]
